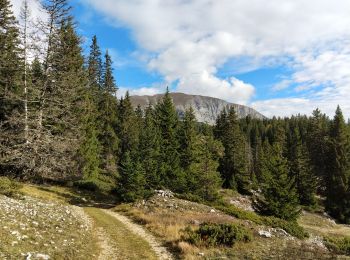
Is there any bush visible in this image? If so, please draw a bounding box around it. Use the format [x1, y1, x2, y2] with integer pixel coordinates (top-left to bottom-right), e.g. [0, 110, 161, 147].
[214, 204, 308, 239]
[325, 236, 350, 256]
[182, 223, 252, 247]
[0, 176, 23, 198]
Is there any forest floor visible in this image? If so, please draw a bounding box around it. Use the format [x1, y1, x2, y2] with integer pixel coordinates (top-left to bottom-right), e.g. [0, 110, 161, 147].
[1, 184, 349, 259]
[0, 184, 173, 260]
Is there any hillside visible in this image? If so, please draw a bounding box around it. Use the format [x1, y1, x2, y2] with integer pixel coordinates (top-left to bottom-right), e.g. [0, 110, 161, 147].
[130, 92, 264, 124]
[2, 184, 349, 259]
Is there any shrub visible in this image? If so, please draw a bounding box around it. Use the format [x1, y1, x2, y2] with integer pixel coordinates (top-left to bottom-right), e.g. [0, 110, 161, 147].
[0, 176, 23, 198]
[325, 236, 350, 256]
[182, 223, 252, 247]
[213, 204, 308, 239]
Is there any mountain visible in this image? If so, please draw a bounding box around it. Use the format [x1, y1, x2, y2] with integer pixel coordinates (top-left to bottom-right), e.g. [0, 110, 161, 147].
[130, 92, 264, 124]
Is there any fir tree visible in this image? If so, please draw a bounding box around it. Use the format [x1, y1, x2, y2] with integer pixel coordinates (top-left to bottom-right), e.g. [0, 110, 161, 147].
[139, 104, 161, 189]
[254, 143, 301, 221]
[179, 106, 197, 170]
[155, 88, 185, 191]
[215, 107, 250, 193]
[87, 35, 102, 90]
[188, 126, 224, 201]
[0, 0, 24, 175]
[326, 106, 350, 223]
[117, 151, 146, 202]
[287, 125, 317, 206]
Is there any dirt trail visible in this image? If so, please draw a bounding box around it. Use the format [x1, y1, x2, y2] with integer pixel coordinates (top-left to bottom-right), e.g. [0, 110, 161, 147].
[101, 209, 173, 260]
[84, 207, 173, 260]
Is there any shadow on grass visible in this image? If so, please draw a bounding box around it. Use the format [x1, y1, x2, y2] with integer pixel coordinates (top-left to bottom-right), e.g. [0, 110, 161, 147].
[36, 186, 119, 209]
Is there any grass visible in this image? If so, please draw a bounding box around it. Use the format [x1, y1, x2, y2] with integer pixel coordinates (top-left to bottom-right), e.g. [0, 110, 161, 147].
[84, 207, 158, 260]
[0, 194, 98, 259]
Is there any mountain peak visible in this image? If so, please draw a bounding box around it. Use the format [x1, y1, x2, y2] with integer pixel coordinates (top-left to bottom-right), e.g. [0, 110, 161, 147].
[130, 92, 264, 124]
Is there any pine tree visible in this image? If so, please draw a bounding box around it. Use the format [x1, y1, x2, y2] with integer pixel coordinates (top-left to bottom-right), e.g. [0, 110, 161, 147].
[118, 91, 139, 157]
[188, 126, 224, 201]
[287, 125, 317, 206]
[155, 88, 185, 191]
[87, 35, 102, 90]
[254, 143, 301, 221]
[307, 108, 329, 192]
[139, 104, 161, 189]
[179, 106, 197, 170]
[117, 151, 146, 202]
[0, 0, 23, 175]
[326, 106, 350, 223]
[215, 107, 250, 193]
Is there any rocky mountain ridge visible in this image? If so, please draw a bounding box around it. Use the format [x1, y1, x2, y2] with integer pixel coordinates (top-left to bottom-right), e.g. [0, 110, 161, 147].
[130, 92, 264, 124]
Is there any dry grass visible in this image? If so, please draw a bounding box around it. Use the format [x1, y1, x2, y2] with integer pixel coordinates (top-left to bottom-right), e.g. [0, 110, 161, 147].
[113, 194, 340, 259]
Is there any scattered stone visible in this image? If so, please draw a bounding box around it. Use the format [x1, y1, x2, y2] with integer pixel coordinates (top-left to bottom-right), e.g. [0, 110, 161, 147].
[155, 190, 174, 198]
[198, 252, 205, 257]
[258, 230, 272, 238]
[210, 209, 216, 213]
[35, 253, 50, 260]
[190, 220, 201, 225]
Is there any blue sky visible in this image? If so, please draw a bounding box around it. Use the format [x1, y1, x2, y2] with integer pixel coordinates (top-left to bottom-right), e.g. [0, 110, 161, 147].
[10, 0, 350, 118]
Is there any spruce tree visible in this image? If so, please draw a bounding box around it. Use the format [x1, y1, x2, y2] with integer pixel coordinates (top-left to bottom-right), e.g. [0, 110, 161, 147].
[87, 35, 102, 90]
[254, 143, 301, 221]
[155, 88, 185, 191]
[139, 104, 161, 189]
[287, 125, 317, 206]
[179, 106, 197, 170]
[307, 108, 329, 192]
[326, 106, 350, 223]
[215, 107, 250, 193]
[188, 126, 224, 201]
[0, 0, 23, 175]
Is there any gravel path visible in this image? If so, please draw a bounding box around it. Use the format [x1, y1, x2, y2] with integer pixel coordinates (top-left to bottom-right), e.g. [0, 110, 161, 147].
[101, 209, 173, 260]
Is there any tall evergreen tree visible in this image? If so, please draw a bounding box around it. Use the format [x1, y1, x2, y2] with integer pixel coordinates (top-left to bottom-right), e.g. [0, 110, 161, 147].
[215, 107, 250, 193]
[179, 106, 197, 170]
[139, 104, 161, 189]
[326, 106, 350, 223]
[287, 125, 317, 206]
[0, 0, 23, 175]
[155, 88, 185, 191]
[307, 108, 329, 192]
[87, 35, 102, 90]
[254, 143, 301, 221]
[188, 126, 224, 201]
[117, 151, 146, 202]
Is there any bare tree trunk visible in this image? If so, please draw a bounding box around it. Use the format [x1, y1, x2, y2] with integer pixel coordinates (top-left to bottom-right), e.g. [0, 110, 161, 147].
[21, 0, 29, 144]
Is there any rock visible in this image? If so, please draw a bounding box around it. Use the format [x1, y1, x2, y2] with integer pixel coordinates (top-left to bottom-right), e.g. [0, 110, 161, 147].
[210, 209, 216, 213]
[35, 253, 50, 260]
[155, 190, 174, 198]
[198, 252, 205, 257]
[190, 220, 201, 225]
[130, 93, 265, 125]
[258, 230, 272, 238]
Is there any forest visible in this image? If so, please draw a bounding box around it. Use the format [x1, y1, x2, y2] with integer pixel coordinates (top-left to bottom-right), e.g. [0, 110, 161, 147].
[1, 0, 350, 228]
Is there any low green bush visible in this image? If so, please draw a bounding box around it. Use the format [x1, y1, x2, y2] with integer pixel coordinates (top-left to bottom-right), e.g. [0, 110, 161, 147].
[325, 236, 350, 256]
[213, 204, 308, 239]
[0, 176, 23, 198]
[182, 222, 252, 247]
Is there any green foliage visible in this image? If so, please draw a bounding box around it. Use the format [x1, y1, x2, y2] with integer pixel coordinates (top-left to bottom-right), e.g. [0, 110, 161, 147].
[187, 129, 224, 202]
[214, 204, 308, 239]
[325, 236, 350, 256]
[215, 107, 250, 193]
[182, 223, 252, 247]
[117, 152, 146, 202]
[326, 106, 350, 224]
[155, 88, 185, 191]
[0, 176, 23, 198]
[254, 143, 301, 221]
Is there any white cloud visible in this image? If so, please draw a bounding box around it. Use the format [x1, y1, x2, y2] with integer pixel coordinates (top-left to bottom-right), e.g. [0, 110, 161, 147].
[81, 0, 350, 116]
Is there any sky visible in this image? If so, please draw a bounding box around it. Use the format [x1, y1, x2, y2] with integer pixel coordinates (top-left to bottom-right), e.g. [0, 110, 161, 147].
[10, 0, 350, 118]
